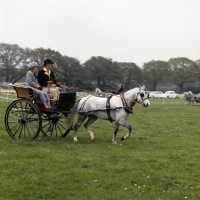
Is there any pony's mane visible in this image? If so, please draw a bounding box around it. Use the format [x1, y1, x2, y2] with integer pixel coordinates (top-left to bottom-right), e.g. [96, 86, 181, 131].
[124, 87, 145, 96]
[124, 87, 138, 95]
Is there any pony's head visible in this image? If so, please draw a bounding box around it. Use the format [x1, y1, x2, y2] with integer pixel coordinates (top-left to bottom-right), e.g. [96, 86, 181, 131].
[136, 86, 150, 107]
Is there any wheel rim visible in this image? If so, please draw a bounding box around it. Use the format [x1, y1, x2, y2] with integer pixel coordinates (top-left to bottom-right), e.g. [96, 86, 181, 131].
[5, 99, 41, 140]
[41, 112, 69, 137]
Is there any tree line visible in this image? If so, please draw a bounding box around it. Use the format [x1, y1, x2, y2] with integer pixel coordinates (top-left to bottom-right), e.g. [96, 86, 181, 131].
[0, 43, 200, 93]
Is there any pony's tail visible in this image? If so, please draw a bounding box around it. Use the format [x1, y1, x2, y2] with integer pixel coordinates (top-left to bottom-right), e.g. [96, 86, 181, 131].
[66, 99, 81, 129]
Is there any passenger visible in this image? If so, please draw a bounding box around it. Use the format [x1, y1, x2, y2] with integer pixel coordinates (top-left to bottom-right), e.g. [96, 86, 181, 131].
[26, 62, 51, 110]
[38, 59, 61, 109]
[111, 84, 123, 94]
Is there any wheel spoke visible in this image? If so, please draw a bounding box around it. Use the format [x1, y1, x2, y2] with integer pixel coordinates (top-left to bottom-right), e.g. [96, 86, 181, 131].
[19, 101, 25, 118]
[17, 102, 23, 116]
[23, 125, 26, 138]
[47, 123, 54, 136]
[56, 122, 67, 135]
[24, 102, 31, 118]
[12, 124, 22, 138]
[18, 125, 23, 139]
[12, 104, 19, 111]
[26, 112, 36, 119]
[7, 120, 19, 123]
[26, 121, 39, 132]
[25, 123, 38, 139]
[25, 124, 32, 138]
[28, 117, 40, 122]
[41, 120, 51, 128]
[57, 121, 67, 131]
[55, 124, 58, 137]
[9, 123, 21, 131]
[11, 105, 22, 117]
[9, 112, 20, 119]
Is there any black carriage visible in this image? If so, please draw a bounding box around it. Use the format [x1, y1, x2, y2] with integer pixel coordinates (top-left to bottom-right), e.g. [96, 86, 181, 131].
[4, 84, 76, 140]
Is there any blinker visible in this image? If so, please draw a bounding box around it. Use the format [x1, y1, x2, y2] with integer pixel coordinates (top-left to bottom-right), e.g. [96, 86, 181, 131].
[140, 93, 144, 98]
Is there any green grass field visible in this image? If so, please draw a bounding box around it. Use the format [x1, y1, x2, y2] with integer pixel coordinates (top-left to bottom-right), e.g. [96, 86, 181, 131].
[0, 95, 200, 200]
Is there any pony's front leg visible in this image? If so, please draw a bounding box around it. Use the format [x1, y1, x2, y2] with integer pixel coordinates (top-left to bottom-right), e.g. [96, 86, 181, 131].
[112, 123, 119, 144]
[119, 121, 132, 141]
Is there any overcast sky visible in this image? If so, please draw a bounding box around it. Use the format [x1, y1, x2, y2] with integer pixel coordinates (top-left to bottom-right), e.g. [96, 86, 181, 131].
[1, 0, 200, 67]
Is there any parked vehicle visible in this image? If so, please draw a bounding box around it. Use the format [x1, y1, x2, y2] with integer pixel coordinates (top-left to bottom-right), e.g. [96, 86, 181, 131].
[149, 91, 164, 98]
[163, 91, 178, 98]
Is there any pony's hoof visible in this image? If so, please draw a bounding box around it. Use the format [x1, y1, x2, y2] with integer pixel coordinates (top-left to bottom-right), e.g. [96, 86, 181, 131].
[121, 136, 125, 141]
[90, 138, 94, 142]
[73, 137, 78, 142]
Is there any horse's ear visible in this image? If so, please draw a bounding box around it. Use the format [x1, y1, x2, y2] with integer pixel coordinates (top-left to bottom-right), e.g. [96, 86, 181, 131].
[142, 85, 145, 90]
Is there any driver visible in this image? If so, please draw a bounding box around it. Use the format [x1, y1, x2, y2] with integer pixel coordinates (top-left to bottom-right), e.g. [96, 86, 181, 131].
[38, 59, 61, 109]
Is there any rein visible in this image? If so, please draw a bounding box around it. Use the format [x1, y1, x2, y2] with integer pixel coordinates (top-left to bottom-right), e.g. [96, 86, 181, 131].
[60, 84, 145, 105]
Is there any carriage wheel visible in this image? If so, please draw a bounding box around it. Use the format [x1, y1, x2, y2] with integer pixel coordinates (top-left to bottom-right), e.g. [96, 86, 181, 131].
[41, 112, 71, 137]
[5, 99, 41, 140]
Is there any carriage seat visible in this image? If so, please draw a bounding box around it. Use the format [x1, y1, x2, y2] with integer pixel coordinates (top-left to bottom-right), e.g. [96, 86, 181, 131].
[13, 83, 37, 100]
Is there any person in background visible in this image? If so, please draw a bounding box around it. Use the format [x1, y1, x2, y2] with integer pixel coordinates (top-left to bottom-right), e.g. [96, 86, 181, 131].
[26, 62, 51, 110]
[117, 84, 123, 94]
[111, 84, 123, 94]
[38, 59, 61, 109]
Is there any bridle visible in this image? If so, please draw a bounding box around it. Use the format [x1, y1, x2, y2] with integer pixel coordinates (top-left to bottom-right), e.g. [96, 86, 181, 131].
[135, 89, 149, 104]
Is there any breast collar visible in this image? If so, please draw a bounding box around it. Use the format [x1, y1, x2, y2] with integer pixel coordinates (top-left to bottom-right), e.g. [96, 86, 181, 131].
[121, 94, 133, 113]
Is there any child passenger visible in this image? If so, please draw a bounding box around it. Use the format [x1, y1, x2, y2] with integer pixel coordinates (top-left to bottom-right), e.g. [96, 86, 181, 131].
[26, 62, 51, 110]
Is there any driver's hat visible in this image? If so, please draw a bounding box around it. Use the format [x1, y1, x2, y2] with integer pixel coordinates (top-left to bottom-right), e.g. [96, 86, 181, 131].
[43, 59, 54, 66]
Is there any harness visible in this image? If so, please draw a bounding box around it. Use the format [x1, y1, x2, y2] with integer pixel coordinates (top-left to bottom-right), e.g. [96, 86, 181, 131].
[78, 95, 92, 111]
[106, 94, 133, 122]
[77, 89, 148, 122]
[106, 95, 114, 122]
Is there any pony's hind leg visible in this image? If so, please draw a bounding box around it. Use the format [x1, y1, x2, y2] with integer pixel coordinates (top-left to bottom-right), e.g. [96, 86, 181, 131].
[73, 114, 87, 141]
[83, 115, 98, 141]
[112, 123, 120, 144]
